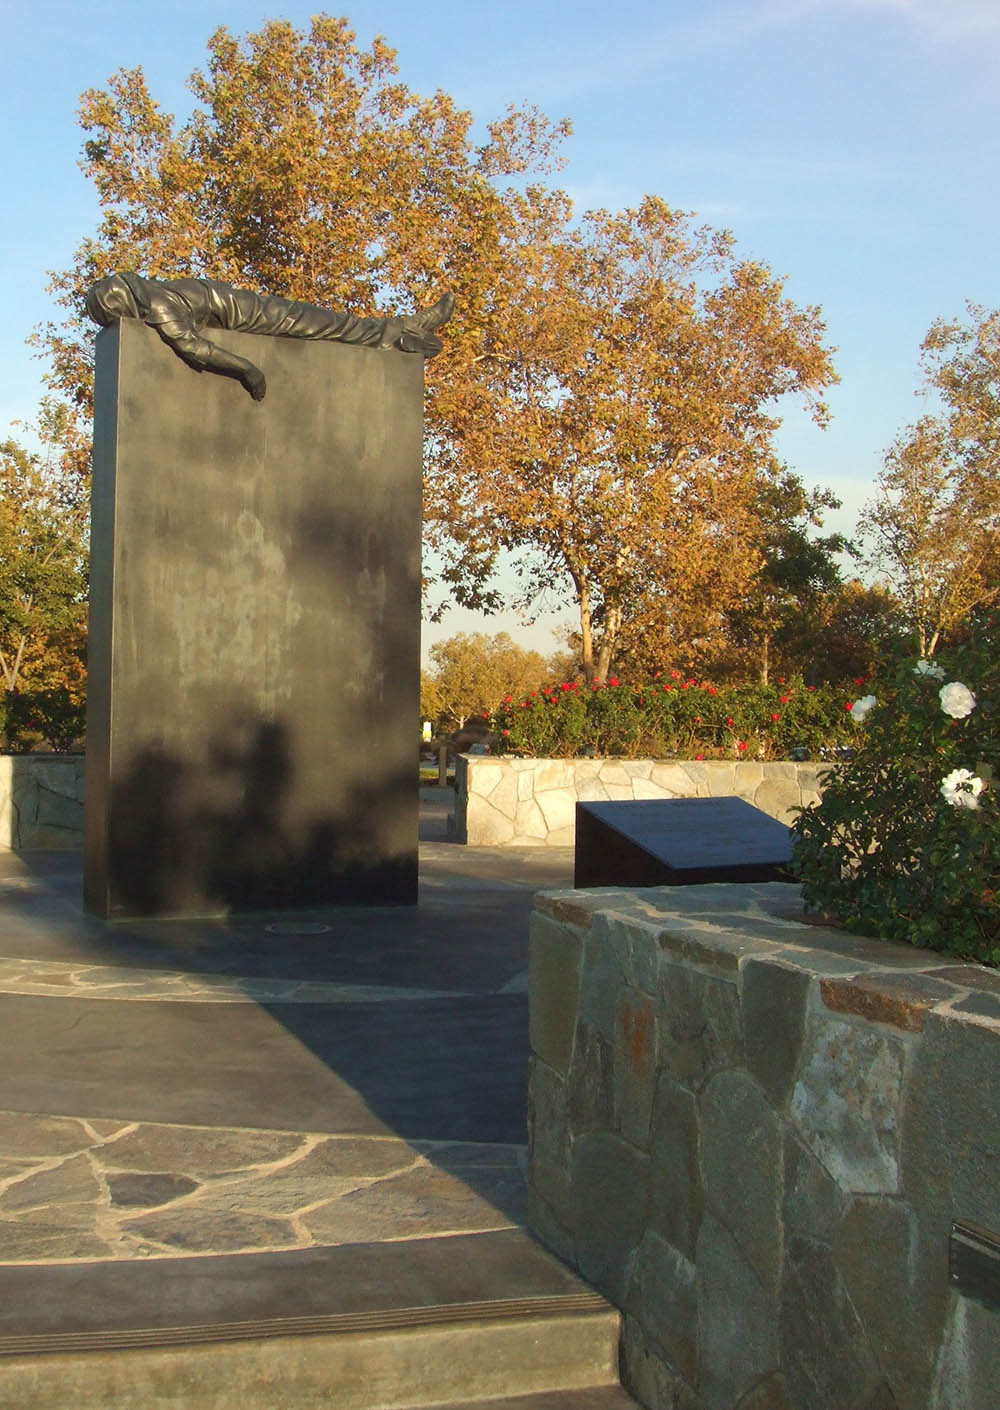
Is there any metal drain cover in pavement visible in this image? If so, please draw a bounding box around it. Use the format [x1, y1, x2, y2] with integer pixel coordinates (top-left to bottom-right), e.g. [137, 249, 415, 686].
[263, 921, 333, 936]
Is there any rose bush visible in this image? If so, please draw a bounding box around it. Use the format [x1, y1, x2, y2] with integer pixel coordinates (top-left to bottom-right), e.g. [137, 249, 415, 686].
[491, 673, 857, 761]
[791, 614, 999, 967]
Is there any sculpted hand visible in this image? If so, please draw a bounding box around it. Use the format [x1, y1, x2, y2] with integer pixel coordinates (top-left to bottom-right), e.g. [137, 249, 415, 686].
[242, 366, 267, 401]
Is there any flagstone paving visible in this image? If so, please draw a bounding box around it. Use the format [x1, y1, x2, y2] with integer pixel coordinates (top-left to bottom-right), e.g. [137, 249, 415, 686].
[0, 1112, 526, 1264]
[0, 955, 466, 1004]
[0, 791, 573, 1270]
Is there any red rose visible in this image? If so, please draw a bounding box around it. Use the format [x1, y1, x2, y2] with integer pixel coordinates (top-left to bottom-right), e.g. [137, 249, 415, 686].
[502, 728, 509, 735]
[608, 677, 619, 686]
[771, 713, 780, 721]
[727, 717, 734, 726]
[737, 741, 747, 751]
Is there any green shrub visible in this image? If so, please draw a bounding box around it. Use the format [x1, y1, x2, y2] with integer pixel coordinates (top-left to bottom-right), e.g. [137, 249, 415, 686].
[492, 672, 857, 761]
[2, 688, 86, 753]
[791, 619, 999, 967]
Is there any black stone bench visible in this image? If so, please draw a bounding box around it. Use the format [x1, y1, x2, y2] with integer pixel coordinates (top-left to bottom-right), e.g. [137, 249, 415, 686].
[574, 796, 794, 888]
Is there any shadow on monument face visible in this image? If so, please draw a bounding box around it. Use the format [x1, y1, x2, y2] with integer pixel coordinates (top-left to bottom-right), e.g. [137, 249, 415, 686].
[106, 717, 417, 916]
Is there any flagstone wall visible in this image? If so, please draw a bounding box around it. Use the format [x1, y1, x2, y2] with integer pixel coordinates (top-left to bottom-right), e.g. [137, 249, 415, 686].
[0, 755, 84, 849]
[451, 756, 826, 845]
[527, 881, 1000, 1410]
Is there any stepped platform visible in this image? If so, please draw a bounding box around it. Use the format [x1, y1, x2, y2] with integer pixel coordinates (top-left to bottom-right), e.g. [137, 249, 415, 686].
[0, 789, 638, 1407]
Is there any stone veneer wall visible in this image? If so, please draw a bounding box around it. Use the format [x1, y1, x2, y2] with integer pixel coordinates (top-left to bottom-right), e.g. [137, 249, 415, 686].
[452, 756, 826, 845]
[528, 881, 1000, 1410]
[0, 755, 84, 849]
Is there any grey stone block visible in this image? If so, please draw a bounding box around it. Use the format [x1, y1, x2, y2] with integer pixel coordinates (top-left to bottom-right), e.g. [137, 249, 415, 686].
[35, 784, 84, 833]
[615, 987, 659, 1147]
[833, 1195, 943, 1410]
[572, 1130, 650, 1307]
[697, 1213, 778, 1410]
[649, 1075, 703, 1262]
[858, 1387, 900, 1410]
[930, 1291, 1000, 1410]
[783, 1132, 846, 1242]
[924, 964, 1000, 994]
[627, 1229, 698, 1385]
[820, 971, 964, 1032]
[528, 1057, 573, 1229]
[567, 1020, 616, 1135]
[951, 991, 1000, 1021]
[901, 1010, 1000, 1239]
[579, 913, 632, 1039]
[612, 910, 662, 996]
[700, 1069, 782, 1291]
[734, 1373, 794, 1410]
[657, 922, 784, 975]
[790, 1011, 907, 1195]
[107, 1173, 199, 1208]
[780, 1233, 883, 1410]
[529, 911, 585, 1076]
[658, 962, 742, 1091]
[621, 1314, 698, 1410]
[525, 1185, 576, 1267]
[741, 958, 810, 1109]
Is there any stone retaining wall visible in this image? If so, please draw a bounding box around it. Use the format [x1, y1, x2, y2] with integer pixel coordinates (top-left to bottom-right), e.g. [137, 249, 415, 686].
[528, 882, 1000, 1410]
[0, 755, 84, 849]
[451, 757, 826, 845]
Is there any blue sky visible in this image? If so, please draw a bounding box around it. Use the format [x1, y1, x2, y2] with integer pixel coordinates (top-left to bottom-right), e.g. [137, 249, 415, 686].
[3, 0, 998, 659]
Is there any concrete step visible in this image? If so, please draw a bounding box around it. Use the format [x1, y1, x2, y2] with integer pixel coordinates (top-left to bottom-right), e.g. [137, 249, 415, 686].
[0, 1229, 630, 1409]
[407, 1392, 641, 1409]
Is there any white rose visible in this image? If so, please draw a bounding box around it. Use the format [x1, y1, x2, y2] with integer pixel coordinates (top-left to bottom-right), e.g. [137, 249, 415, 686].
[914, 659, 945, 680]
[940, 768, 985, 809]
[939, 682, 977, 719]
[850, 694, 877, 724]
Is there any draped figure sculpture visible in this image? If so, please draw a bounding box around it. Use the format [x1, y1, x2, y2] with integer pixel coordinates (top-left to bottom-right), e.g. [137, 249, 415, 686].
[86, 273, 455, 401]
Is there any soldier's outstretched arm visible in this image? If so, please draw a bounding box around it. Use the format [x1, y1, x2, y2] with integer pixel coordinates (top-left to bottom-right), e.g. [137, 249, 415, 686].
[155, 326, 267, 401]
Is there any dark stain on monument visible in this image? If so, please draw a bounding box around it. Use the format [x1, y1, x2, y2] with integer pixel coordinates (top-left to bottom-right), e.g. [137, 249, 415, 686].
[85, 272, 455, 401]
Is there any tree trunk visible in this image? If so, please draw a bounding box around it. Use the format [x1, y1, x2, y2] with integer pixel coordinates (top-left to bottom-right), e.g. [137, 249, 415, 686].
[594, 599, 621, 684]
[0, 634, 27, 694]
[577, 579, 596, 683]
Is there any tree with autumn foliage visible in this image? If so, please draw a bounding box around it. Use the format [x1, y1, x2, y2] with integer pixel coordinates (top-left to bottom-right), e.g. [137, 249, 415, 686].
[37, 16, 836, 687]
[36, 15, 568, 426]
[860, 305, 1000, 657]
[427, 197, 837, 681]
[0, 411, 89, 748]
[425, 631, 549, 731]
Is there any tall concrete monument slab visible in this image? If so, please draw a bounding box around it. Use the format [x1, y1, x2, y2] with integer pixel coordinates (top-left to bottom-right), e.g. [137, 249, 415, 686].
[85, 295, 436, 919]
